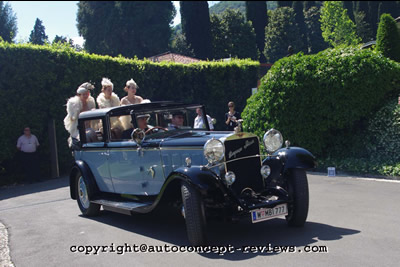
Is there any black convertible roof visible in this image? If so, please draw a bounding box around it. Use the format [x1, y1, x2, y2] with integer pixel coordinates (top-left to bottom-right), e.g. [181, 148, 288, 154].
[79, 101, 203, 119]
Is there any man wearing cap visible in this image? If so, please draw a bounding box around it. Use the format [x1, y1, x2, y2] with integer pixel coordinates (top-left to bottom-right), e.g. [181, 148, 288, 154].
[64, 82, 96, 147]
[121, 114, 152, 139]
[168, 111, 185, 130]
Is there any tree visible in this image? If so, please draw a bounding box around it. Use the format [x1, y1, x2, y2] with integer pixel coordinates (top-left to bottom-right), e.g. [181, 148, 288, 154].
[245, 1, 268, 62]
[368, 1, 380, 37]
[29, 18, 48, 45]
[169, 32, 195, 57]
[304, 1, 316, 11]
[320, 1, 361, 47]
[77, 1, 175, 58]
[376, 13, 400, 62]
[180, 1, 213, 59]
[52, 35, 67, 44]
[0, 1, 17, 42]
[304, 6, 328, 54]
[277, 1, 292, 8]
[210, 9, 259, 60]
[264, 7, 304, 62]
[377, 1, 400, 21]
[354, 9, 373, 42]
[343, 1, 355, 22]
[292, 1, 308, 53]
[354, 1, 373, 41]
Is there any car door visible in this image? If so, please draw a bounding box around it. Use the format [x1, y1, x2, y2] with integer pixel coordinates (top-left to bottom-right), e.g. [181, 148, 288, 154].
[80, 118, 115, 193]
[108, 140, 146, 195]
[139, 142, 165, 195]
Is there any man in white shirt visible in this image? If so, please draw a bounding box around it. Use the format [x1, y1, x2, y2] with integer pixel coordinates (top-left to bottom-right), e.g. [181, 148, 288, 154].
[194, 108, 214, 130]
[16, 127, 40, 183]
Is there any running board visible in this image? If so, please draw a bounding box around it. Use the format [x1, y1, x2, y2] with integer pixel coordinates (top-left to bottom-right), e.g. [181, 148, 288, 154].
[91, 199, 152, 215]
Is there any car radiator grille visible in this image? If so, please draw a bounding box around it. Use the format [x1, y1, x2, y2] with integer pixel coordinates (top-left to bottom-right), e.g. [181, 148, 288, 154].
[224, 136, 264, 194]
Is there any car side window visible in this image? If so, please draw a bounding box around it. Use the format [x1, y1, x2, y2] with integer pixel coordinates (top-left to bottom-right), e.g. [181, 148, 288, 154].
[110, 115, 133, 141]
[82, 118, 104, 144]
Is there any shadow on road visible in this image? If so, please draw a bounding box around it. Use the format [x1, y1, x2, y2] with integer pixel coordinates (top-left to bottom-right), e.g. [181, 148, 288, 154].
[0, 176, 69, 201]
[80, 208, 360, 261]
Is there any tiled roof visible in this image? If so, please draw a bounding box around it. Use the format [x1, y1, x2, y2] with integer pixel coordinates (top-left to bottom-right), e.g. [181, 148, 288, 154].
[148, 52, 200, 64]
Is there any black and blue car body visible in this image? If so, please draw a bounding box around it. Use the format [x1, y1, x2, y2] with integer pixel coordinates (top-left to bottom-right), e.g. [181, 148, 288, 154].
[69, 101, 316, 245]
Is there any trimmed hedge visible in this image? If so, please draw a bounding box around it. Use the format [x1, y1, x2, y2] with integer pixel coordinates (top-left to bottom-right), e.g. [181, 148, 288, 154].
[376, 13, 400, 62]
[242, 46, 400, 157]
[0, 42, 259, 183]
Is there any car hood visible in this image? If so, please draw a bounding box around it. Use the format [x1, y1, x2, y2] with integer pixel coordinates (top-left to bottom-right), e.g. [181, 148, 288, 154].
[158, 130, 231, 147]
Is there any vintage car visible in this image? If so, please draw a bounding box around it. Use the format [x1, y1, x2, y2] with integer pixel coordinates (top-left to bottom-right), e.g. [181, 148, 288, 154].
[69, 101, 316, 245]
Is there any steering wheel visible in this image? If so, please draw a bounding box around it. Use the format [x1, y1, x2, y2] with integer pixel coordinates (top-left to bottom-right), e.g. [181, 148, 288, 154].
[145, 126, 168, 135]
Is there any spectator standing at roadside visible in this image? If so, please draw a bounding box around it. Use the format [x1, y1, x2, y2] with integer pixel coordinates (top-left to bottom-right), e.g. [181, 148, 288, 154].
[16, 127, 40, 183]
[194, 108, 214, 130]
[225, 101, 241, 131]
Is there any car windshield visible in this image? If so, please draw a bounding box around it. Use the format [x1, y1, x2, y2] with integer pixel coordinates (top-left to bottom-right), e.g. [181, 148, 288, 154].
[109, 106, 212, 141]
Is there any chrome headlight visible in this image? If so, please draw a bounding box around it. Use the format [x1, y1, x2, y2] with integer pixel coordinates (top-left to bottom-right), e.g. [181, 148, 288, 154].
[263, 129, 283, 153]
[224, 171, 236, 186]
[203, 138, 224, 164]
[260, 165, 271, 179]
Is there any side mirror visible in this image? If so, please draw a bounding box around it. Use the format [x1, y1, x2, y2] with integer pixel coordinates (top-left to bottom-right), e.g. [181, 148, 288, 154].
[131, 128, 145, 144]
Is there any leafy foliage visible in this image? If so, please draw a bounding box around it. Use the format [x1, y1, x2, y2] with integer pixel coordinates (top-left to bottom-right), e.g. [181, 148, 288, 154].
[0, 1, 17, 42]
[77, 1, 175, 58]
[264, 7, 303, 63]
[29, 18, 48, 45]
[304, 6, 328, 54]
[320, 1, 361, 47]
[242, 46, 400, 157]
[0, 41, 259, 183]
[376, 13, 400, 62]
[180, 1, 213, 59]
[210, 9, 259, 60]
[366, 99, 400, 163]
[169, 32, 195, 57]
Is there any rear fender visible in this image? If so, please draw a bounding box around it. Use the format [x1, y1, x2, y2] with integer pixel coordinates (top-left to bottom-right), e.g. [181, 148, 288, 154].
[69, 160, 99, 200]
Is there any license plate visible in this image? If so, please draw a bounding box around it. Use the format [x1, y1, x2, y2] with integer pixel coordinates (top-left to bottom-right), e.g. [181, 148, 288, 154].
[251, 204, 288, 223]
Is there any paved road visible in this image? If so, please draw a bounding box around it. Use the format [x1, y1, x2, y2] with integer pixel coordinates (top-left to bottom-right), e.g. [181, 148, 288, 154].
[1, 173, 400, 267]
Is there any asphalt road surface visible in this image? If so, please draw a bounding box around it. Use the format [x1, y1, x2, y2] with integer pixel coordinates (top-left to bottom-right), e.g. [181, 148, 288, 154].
[1, 173, 399, 267]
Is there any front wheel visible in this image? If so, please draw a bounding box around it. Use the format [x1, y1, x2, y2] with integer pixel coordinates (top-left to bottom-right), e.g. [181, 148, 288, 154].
[285, 169, 309, 227]
[181, 181, 207, 246]
[76, 172, 100, 216]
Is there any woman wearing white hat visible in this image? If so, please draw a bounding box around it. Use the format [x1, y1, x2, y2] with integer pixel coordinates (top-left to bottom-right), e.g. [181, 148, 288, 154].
[120, 78, 144, 106]
[96, 77, 120, 109]
[63, 82, 96, 146]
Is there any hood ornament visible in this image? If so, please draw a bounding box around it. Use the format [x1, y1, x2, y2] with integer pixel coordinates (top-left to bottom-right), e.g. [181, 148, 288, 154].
[234, 119, 244, 134]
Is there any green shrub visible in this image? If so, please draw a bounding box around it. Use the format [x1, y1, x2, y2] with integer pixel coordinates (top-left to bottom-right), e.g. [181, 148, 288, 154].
[376, 13, 400, 62]
[242, 46, 400, 157]
[0, 41, 259, 184]
[366, 98, 400, 162]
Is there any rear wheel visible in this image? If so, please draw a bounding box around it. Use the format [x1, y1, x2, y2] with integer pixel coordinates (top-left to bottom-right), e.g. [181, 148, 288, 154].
[76, 172, 100, 216]
[285, 169, 309, 226]
[181, 181, 207, 245]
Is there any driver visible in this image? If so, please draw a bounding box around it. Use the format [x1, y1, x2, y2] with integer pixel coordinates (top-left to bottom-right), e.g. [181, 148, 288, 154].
[168, 111, 185, 129]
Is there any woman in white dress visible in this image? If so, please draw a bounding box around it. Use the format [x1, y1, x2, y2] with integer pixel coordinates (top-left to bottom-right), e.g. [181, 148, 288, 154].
[120, 78, 144, 106]
[63, 82, 96, 146]
[96, 77, 120, 109]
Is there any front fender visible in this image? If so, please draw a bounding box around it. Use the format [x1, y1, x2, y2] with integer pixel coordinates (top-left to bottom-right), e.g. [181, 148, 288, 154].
[272, 147, 317, 171]
[167, 166, 223, 195]
[69, 160, 99, 200]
